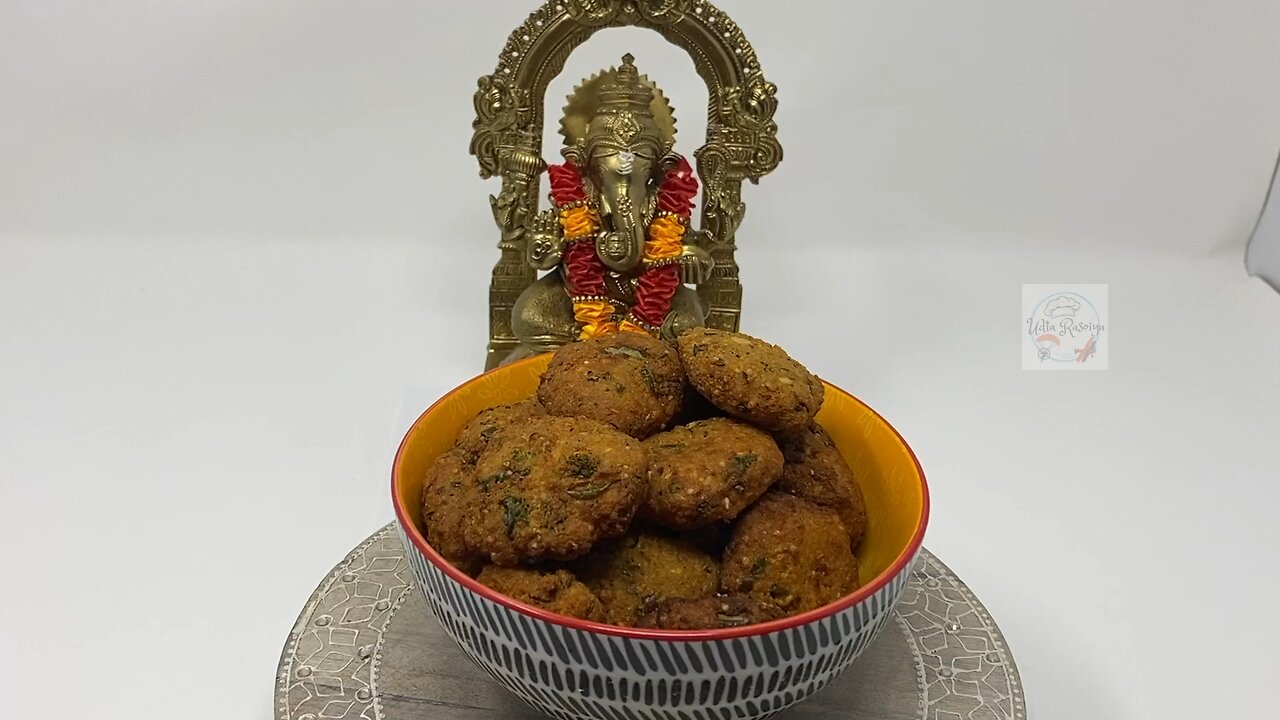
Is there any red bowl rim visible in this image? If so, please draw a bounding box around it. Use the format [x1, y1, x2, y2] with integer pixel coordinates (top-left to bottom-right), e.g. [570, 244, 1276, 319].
[391, 356, 930, 642]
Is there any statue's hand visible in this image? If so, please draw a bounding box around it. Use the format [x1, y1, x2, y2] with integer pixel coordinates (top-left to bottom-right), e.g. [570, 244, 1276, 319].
[677, 244, 715, 285]
[596, 230, 641, 273]
[526, 210, 564, 270]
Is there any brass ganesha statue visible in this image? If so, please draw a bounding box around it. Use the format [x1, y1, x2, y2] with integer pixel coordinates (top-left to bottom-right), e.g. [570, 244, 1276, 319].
[471, 1, 783, 368]
[506, 54, 715, 363]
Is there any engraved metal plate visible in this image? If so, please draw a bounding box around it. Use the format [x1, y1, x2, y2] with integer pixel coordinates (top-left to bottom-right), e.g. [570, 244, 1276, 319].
[275, 525, 1027, 720]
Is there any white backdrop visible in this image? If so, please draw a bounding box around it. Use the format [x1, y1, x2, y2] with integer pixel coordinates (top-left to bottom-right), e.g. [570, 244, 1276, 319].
[1247, 155, 1280, 287]
[2, 2, 1279, 718]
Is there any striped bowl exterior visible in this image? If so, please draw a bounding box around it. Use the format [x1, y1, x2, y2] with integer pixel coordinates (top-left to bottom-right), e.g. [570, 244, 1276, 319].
[397, 524, 919, 720]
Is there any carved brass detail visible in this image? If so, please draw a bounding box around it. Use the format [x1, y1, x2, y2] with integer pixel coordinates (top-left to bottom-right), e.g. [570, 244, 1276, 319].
[472, 0, 782, 369]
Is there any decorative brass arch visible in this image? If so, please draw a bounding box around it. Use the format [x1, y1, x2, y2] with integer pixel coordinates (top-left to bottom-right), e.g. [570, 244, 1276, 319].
[471, 0, 782, 369]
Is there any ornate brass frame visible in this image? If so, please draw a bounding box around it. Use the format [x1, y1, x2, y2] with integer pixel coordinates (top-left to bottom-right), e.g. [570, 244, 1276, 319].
[472, 0, 782, 369]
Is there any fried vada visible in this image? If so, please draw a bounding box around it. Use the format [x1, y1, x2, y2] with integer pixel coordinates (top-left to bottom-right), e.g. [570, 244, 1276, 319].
[575, 529, 721, 626]
[465, 416, 646, 566]
[643, 418, 784, 529]
[677, 328, 824, 432]
[775, 421, 868, 548]
[455, 398, 546, 462]
[721, 493, 859, 614]
[476, 566, 606, 622]
[538, 333, 685, 439]
[420, 447, 481, 571]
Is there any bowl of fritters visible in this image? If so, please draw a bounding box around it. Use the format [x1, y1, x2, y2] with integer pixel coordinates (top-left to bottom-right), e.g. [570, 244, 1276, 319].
[391, 330, 929, 720]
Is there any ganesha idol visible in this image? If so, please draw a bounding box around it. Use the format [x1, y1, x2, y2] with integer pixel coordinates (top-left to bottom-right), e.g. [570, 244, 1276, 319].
[504, 55, 715, 362]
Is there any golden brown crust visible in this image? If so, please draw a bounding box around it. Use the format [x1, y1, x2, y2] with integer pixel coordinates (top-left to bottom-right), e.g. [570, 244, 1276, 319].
[420, 328, 870, 630]
[574, 530, 721, 626]
[465, 416, 646, 565]
[721, 493, 860, 614]
[538, 333, 685, 438]
[635, 593, 785, 630]
[775, 422, 868, 548]
[455, 398, 546, 461]
[677, 328, 824, 432]
[642, 418, 784, 530]
[476, 566, 606, 622]
[420, 447, 480, 570]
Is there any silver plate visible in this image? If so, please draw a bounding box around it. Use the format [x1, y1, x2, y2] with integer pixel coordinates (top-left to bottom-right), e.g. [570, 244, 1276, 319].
[275, 525, 1027, 720]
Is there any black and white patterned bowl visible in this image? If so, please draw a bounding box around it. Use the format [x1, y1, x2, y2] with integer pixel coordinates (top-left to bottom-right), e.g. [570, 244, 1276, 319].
[392, 355, 929, 720]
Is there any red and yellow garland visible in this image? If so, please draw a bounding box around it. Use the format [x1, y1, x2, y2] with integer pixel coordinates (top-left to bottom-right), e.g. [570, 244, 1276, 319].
[547, 157, 699, 340]
[548, 163, 614, 339]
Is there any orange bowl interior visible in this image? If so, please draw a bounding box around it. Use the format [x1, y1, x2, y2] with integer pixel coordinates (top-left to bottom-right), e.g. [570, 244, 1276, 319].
[393, 354, 927, 604]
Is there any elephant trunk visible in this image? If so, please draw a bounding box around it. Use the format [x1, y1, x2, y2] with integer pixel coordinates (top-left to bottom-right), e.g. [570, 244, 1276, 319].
[595, 170, 648, 274]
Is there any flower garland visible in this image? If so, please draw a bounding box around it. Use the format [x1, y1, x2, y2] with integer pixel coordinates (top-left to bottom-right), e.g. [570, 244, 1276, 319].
[548, 157, 699, 340]
[548, 163, 616, 340]
[625, 156, 698, 333]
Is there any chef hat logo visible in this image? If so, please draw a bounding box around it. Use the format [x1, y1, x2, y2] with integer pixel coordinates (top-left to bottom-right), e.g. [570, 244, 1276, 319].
[1043, 295, 1081, 318]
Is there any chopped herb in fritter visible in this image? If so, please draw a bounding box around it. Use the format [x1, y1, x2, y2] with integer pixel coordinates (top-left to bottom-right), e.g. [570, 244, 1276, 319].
[603, 345, 645, 360]
[501, 496, 529, 538]
[638, 365, 660, 396]
[715, 612, 750, 627]
[566, 479, 614, 500]
[478, 462, 530, 492]
[768, 583, 793, 606]
[564, 452, 598, 479]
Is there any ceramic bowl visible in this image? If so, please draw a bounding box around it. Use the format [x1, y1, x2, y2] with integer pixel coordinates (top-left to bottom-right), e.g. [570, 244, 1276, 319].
[392, 354, 928, 720]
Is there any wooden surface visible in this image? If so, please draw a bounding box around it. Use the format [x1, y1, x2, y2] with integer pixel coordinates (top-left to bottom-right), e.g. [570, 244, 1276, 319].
[276, 525, 1026, 720]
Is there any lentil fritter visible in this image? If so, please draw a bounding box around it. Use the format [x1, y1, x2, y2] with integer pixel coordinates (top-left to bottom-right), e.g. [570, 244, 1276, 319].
[420, 447, 480, 571]
[455, 398, 546, 461]
[643, 418, 784, 529]
[775, 421, 868, 548]
[418, 330, 876, 630]
[574, 529, 721, 626]
[465, 416, 646, 566]
[677, 328, 824, 432]
[721, 493, 860, 614]
[538, 332, 684, 438]
[476, 566, 606, 622]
